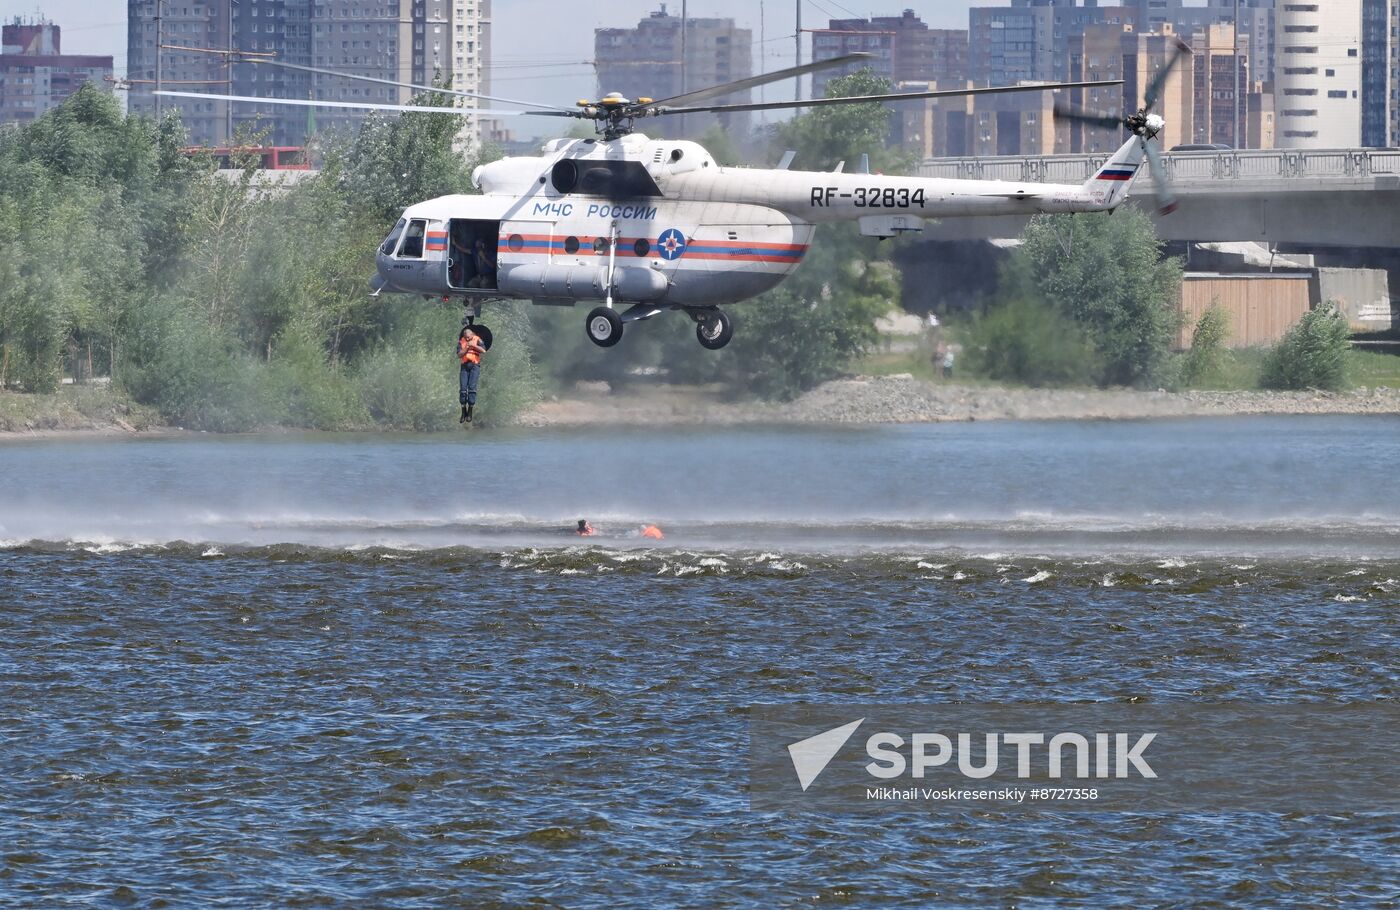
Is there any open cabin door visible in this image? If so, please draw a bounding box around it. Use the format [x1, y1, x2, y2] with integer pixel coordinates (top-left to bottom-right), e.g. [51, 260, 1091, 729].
[447, 219, 501, 291]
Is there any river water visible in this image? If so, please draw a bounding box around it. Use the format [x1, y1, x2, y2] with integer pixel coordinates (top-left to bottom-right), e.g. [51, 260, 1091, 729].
[1, 416, 1397, 907]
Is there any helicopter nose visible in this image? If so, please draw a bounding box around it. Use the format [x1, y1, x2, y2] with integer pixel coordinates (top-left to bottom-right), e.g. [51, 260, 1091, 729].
[371, 251, 393, 293]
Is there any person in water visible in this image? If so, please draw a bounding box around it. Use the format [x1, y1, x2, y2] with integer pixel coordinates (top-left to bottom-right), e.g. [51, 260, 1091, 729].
[639, 524, 664, 540]
[458, 326, 486, 424]
[576, 519, 595, 537]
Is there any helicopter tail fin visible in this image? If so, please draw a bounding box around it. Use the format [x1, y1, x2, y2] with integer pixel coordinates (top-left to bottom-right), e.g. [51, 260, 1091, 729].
[1081, 136, 1147, 208]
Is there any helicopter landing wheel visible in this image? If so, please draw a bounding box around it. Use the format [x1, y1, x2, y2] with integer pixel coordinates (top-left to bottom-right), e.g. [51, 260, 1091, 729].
[695, 308, 733, 350]
[586, 306, 623, 347]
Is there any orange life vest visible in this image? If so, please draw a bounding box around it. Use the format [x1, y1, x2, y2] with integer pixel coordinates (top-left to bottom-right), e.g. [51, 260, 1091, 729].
[459, 335, 483, 366]
[640, 525, 664, 540]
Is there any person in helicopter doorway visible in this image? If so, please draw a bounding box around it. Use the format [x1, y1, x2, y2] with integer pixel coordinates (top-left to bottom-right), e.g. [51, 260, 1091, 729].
[468, 238, 496, 289]
[450, 228, 475, 288]
[457, 326, 486, 424]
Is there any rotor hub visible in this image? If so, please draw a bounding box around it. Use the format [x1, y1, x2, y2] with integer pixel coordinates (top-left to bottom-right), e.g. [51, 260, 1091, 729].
[1125, 109, 1166, 140]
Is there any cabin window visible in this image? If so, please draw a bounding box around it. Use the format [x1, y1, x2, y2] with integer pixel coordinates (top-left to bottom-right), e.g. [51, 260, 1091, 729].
[507, 234, 524, 252]
[380, 218, 406, 255]
[564, 236, 580, 254]
[398, 219, 427, 258]
[633, 238, 650, 257]
[592, 236, 609, 254]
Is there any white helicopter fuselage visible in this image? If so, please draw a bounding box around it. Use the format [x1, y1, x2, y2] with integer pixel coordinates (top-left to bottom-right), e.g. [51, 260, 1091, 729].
[375, 131, 1145, 309]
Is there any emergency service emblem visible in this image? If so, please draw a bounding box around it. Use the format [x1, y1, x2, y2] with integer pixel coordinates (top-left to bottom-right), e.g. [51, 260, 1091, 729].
[657, 228, 687, 261]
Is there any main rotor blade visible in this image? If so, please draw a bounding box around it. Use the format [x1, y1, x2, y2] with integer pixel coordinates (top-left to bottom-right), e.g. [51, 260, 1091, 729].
[153, 90, 530, 117]
[1142, 137, 1178, 215]
[640, 52, 874, 109]
[1053, 102, 1125, 131]
[1143, 37, 1193, 112]
[242, 58, 570, 111]
[657, 80, 1125, 117]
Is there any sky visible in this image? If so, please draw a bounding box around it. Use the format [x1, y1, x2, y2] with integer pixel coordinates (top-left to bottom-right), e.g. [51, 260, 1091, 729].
[6, 0, 980, 136]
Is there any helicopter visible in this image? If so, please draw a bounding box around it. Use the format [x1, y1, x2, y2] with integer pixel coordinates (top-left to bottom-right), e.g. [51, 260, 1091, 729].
[157, 41, 1190, 351]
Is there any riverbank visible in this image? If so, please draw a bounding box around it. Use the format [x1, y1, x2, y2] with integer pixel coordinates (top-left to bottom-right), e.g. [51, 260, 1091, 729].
[518, 375, 1400, 427]
[5, 376, 1399, 439]
[0, 386, 164, 438]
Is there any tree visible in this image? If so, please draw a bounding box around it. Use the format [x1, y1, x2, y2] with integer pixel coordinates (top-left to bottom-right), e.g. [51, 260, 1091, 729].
[333, 81, 482, 223]
[1260, 302, 1351, 391]
[1179, 304, 1232, 388]
[0, 78, 542, 429]
[727, 225, 895, 399]
[776, 68, 914, 175]
[961, 297, 1099, 387]
[1004, 210, 1182, 387]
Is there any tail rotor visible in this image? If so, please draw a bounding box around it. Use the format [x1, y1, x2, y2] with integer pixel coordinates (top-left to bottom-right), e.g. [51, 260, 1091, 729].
[1054, 37, 1193, 216]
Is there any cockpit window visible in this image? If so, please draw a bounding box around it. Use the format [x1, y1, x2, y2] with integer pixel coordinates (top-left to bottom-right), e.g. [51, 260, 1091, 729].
[380, 218, 407, 255]
[398, 219, 427, 258]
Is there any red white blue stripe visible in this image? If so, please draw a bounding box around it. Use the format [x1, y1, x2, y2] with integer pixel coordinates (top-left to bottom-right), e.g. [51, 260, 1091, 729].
[1096, 164, 1139, 182]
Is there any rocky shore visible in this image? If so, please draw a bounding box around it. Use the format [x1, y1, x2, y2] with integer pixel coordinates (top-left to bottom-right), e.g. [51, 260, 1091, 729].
[518, 374, 1400, 427]
[0, 387, 162, 439]
[6, 376, 1397, 439]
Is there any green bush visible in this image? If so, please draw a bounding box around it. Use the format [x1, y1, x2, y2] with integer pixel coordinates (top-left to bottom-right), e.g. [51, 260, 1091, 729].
[1260, 302, 1351, 391]
[118, 296, 269, 431]
[264, 331, 369, 430]
[1, 84, 542, 432]
[961, 297, 1100, 387]
[3, 295, 65, 392]
[1179, 304, 1232, 388]
[471, 302, 542, 425]
[1005, 211, 1183, 387]
[355, 343, 456, 432]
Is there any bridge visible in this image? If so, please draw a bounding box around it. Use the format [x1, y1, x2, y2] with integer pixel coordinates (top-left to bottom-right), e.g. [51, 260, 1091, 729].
[915, 148, 1400, 249]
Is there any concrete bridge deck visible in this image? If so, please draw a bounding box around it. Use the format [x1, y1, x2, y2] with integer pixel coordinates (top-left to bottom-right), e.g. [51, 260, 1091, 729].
[915, 148, 1400, 248]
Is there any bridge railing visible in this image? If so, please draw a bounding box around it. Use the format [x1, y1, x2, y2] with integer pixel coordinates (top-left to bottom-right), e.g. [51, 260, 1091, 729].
[918, 148, 1400, 183]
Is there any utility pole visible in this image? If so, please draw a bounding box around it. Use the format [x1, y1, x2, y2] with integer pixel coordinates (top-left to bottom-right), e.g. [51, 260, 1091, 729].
[154, 0, 163, 117]
[226, 0, 234, 144]
[794, 0, 801, 102]
[1234, 0, 1241, 148]
[679, 0, 687, 134]
[759, 0, 765, 122]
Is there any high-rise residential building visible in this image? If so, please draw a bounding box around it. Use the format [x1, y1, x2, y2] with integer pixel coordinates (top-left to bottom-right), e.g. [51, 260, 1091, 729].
[968, 2, 1056, 85]
[228, 0, 311, 147]
[1276, 0, 1362, 147]
[1392, 0, 1399, 143]
[594, 8, 751, 138]
[127, 0, 488, 149]
[810, 11, 967, 97]
[1246, 80, 1277, 147]
[1139, 0, 1276, 84]
[0, 18, 114, 125]
[1360, 0, 1395, 146]
[1125, 26, 1196, 147]
[901, 82, 1058, 158]
[1064, 21, 1193, 152]
[1065, 22, 1132, 153]
[127, 0, 230, 146]
[1192, 24, 1249, 146]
